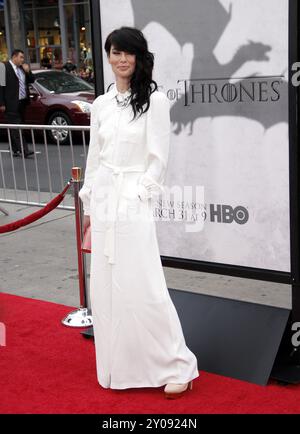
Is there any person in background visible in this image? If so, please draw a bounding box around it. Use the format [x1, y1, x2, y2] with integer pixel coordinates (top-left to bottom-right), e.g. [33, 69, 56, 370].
[62, 58, 77, 74]
[79, 68, 87, 80]
[0, 49, 35, 157]
[40, 55, 52, 69]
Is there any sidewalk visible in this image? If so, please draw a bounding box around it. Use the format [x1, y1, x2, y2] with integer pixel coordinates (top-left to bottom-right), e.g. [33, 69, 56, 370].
[0, 199, 291, 309]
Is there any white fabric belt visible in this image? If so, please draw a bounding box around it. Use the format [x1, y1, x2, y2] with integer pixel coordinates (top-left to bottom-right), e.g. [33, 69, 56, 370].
[99, 159, 146, 264]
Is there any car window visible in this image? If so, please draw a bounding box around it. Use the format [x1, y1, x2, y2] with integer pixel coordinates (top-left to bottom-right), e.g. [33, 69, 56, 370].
[34, 72, 94, 93]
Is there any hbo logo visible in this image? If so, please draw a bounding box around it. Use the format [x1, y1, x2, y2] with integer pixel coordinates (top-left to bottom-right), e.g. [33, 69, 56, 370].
[210, 204, 249, 224]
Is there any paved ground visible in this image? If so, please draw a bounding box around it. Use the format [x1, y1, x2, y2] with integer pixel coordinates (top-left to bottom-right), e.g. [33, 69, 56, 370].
[0, 199, 291, 310]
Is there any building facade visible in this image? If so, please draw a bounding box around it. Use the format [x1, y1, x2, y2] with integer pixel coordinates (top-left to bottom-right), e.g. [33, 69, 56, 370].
[0, 0, 93, 73]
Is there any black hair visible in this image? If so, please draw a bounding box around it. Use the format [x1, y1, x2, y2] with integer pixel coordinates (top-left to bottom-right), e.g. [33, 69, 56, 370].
[104, 26, 158, 122]
[11, 49, 24, 58]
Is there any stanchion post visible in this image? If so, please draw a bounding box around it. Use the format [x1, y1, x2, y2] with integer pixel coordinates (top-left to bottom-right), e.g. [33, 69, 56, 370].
[61, 167, 93, 328]
[72, 167, 87, 308]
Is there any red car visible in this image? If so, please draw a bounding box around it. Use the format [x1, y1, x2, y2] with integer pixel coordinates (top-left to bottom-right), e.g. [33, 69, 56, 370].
[0, 70, 95, 145]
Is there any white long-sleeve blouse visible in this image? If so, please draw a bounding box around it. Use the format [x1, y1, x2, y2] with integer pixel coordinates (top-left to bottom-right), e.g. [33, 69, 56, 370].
[79, 82, 171, 215]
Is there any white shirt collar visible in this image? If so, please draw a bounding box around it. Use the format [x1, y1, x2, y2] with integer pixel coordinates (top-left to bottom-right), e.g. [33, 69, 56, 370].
[9, 60, 24, 76]
[107, 82, 132, 100]
[9, 59, 17, 72]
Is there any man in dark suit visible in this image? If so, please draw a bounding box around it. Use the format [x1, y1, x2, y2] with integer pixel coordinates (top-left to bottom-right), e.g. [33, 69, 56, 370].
[0, 49, 35, 157]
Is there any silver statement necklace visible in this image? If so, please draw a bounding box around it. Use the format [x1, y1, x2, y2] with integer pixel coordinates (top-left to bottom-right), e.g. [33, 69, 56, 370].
[115, 88, 131, 108]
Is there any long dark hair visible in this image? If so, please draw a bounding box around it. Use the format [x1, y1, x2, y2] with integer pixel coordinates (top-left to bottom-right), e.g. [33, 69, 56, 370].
[104, 26, 158, 121]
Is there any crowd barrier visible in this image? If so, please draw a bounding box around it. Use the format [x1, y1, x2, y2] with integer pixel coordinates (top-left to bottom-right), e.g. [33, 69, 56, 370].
[0, 163, 93, 329]
[0, 123, 90, 209]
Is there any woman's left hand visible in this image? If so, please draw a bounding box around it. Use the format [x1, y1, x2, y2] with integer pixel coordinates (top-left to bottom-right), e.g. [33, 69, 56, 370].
[83, 215, 90, 235]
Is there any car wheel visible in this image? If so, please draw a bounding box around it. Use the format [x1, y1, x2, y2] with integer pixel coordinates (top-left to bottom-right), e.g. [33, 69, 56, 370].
[47, 111, 72, 145]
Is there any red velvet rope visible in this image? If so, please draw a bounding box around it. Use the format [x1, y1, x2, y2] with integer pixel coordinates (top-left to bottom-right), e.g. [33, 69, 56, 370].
[0, 180, 73, 234]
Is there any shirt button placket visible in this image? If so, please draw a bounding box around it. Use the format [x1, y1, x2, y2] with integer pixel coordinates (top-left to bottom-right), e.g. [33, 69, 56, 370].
[109, 104, 122, 387]
[112, 105, 123, 165]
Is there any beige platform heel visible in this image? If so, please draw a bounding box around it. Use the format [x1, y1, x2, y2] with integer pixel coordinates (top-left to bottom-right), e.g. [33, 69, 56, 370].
[164, 380, 193, 399]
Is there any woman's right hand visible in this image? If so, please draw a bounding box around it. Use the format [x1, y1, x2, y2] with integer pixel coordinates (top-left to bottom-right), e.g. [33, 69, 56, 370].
[83, 215, 90, 235]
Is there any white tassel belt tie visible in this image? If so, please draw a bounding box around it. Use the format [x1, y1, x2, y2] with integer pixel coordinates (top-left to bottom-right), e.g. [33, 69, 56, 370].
[99, 159, 146, 264]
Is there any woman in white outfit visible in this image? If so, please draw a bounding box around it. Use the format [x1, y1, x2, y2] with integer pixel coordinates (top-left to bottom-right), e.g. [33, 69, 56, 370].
[79, 26, 199, 399]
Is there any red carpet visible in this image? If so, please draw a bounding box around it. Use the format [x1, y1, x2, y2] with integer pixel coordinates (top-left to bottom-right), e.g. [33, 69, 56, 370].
[1, 292, 300, 414]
